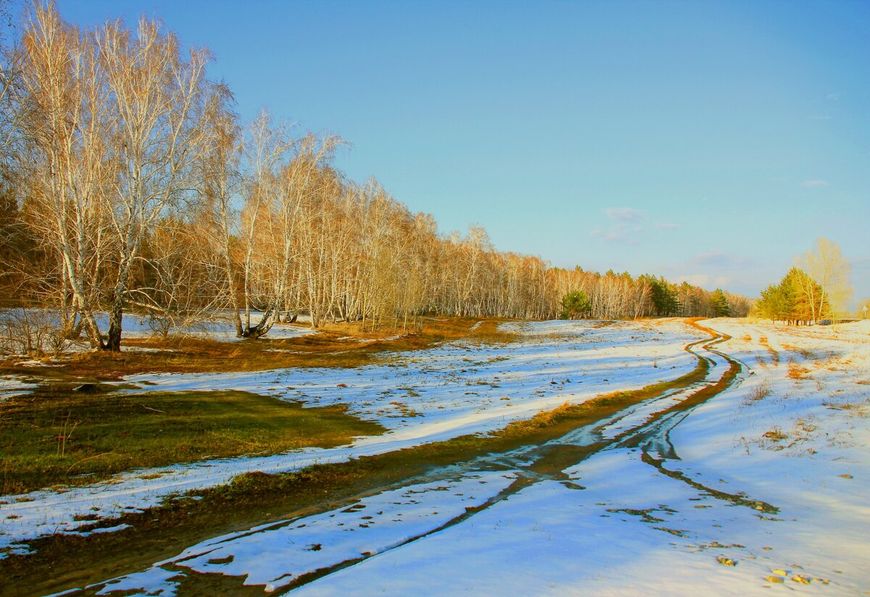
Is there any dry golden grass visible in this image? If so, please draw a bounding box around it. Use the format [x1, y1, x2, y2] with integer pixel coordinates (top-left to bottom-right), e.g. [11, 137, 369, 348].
[0, 317, 516, 493]
[0, 317, 516, 381]
[746, 380, 772, 403]
[501, 401, 575, 433]
[782, 343, 813, 359]
[758, 336, 780, 365]
[787, 362, 811, 380]
[763, 427, 788, 442]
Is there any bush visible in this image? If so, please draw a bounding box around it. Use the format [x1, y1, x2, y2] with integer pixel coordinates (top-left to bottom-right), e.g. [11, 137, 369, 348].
[0, 308, 68, 357]
[560, 290, 591, 320]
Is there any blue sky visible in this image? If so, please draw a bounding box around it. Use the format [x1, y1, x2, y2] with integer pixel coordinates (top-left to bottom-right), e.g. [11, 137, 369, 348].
[21, 1, 870, 299]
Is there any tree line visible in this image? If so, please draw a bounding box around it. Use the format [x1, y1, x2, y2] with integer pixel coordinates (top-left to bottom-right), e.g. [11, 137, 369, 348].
[0, 5, 748, 351]
[552, 268, 747, 320]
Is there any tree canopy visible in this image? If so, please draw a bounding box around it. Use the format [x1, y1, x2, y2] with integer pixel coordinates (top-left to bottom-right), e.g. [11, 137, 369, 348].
[754, 268, 829, 324]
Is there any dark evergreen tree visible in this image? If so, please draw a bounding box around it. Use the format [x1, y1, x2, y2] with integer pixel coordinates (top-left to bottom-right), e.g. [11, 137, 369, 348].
[644, 275, 678, 316]
[560, 290, 592, 319]
[710, 289, 730, 317]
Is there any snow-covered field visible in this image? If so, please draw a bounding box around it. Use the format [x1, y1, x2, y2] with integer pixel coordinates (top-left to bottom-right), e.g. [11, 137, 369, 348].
[3, 318, 869, 595]
[289, 320, 870, 595]
[0, 319, 701, 556]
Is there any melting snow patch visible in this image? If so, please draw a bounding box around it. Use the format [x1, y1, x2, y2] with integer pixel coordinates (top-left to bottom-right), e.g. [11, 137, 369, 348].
[0, 375, 37, 401]
[88, 471, 517, 594]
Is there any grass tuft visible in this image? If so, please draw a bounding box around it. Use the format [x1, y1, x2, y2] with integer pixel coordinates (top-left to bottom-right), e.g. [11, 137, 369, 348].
[787, 362, 811, 380]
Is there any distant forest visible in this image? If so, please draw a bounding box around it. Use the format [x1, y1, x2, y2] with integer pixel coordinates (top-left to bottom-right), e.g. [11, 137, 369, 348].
[0, 5, 748, 350]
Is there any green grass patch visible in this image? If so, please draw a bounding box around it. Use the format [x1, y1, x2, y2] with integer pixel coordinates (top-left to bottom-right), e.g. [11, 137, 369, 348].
[0, 388, 384, 494]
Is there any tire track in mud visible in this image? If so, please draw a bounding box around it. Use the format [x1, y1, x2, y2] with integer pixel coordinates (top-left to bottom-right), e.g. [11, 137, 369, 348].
[271, 321, 770, 593]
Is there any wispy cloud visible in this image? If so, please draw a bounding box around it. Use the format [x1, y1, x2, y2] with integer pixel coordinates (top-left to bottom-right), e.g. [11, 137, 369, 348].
[692, 251, 753, 268]
[603, 207, 643, 222]
[801, 179, 829, 188]
[592, 207, 646, 244]
[810, 93, 840, 120]
[659, 251, 755, 292]
[675, 274, 732, 289]
[593, 207, 679, 243]
[591, 225, 641, 245]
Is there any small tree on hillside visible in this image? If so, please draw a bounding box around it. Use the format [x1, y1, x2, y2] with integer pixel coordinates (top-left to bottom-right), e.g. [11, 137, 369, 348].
[560, 290, 592, 320]
[710, 289, 730, 317]
[784, 267, 827, 323]
[755, 279, 794, 322]
[754, 268, 827, 324]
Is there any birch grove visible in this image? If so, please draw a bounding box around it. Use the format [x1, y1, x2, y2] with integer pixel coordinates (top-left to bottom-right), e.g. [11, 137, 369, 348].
[0, 5, 749, 352]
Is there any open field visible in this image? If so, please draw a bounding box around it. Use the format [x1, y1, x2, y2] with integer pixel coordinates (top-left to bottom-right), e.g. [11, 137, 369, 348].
[3, 2, 867, 595]
[0, 317, 868, 595]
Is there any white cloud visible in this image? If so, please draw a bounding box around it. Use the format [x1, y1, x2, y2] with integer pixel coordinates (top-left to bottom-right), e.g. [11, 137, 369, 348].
[801, 179, 829, 188]
[692, 251, 753, 268]
[603, 207, 643, 222]
[675, 274, 732, 289]
[594, 207, 678, 243]
[591, 225, 641, 245]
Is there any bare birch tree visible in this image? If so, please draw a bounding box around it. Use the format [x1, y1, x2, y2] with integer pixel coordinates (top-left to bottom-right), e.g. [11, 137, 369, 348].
[95, 16, 210, 350]
[800, 237, 853, 319]
[16, 5, 109, 347]
[237, 110, 293, 336]
[199, 82, 243, 335]
[4, 4, 752, 339]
